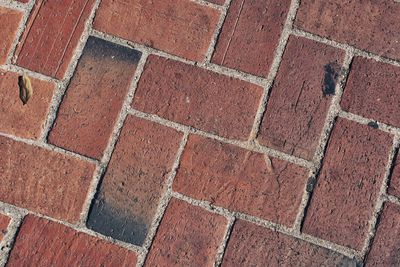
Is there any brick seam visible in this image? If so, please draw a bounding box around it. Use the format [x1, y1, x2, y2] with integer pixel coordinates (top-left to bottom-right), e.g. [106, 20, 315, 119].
[0, 206, 24, 267]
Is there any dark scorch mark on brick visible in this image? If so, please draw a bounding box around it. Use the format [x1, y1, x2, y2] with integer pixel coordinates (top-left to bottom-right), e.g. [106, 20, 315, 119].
[322, 63, 342, 96]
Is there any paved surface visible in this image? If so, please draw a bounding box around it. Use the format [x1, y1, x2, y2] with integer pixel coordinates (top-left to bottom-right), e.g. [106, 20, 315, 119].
[0, 0, 400, 266]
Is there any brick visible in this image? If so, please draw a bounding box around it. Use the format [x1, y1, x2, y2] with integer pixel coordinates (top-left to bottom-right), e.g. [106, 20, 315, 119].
[48, 37, 141, 160]
[93, 0, 220, 62]
[212, 0, 290, 76]
[365, 203, 400, 266]
[0, 71, 55, 139]
[133, 55, 262, 140]
[295, 1, 400, 61]
[7, 215, 137, 266]
[87, 116, 182, 246]
[0, 214, 10, 241]
[388, 152, 400, 198]
[173, 135, 309, 226]
[15, 0, 95, 79]
[302, 118, 393, 250]
[0, 136, 95, 223]
[145, 198, 227, 267]
[258, 36, 344, 160]
[341, 57, 400, 128]
[16, 0, 29, 3]
[0, 7, 23, 64]
[222, 220, 357, 266]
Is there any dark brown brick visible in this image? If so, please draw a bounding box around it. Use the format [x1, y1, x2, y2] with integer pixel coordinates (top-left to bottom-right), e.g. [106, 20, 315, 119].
[302, 118, 393, 250]
[93, 0, 220, 62]
[388, 152, 400, 198]
[87, 116, 182, 246]
[133, 55, 263, 140]
[173, 135, 309, 226]
[0, 136, 95, 223]
[212, 0, 290, 76]
[258, 36, 344, 160]
[0, 7, 23, 64]
[0, 214, 10, 241]
[341, 57, 400, 128]
[48, 37, 141, 160]
[7, 215, 137, 266]
[145, 198, 227, 267]
[295, 1, 400, 61]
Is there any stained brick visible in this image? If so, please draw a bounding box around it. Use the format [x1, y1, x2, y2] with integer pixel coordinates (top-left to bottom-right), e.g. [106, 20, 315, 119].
[15, 0, 95, 79]
[145, 198, 227, 267]
[222, 220, 357, 266]
[93, 0, 220, 62]
[388, 152, 400, 198]
[7, 215, 137, 266]
[258, 36, 344, 160]
[173, 135, 308, 226]
[0, 7, 23, 64]
[0, 136, 95, 223]
[48, 37, 141, 160]
[87, 116, 182, 246]
[0, 214, 10, 241]
[0, 71, 55, 139]
[212, 0, 290, 76]
[341, 57, 400, 128]
[295, 1, 400, 61]
[133, 55, 262, 140]
[302, 118, 393, 250]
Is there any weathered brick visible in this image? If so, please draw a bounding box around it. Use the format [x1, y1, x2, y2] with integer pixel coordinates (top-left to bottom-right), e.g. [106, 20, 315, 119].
[0, 71, 55, 139]
[295, 1, 400, 61]
[0, 136, 95, 223]
[133, 55, 262, 140]
[15, 0, 95, 79]
[341, 57, 400, 128]
[212, 0, 290, 76]
[222, 220, 357, 266]
[48, 37, 141, 160]
[7, 215, 137, 266]
[93, 0, 220, 62]
[173, 135, 308, 226]
[365, 203, 400, 266]
[302, 118, 393, 250]
[388, 152, 400, 198]
[145, 198, 227, 267]
[0, 214, 10, 241]
[0, 7, 23, 64]
[87, 116, 182, 246]
[258, 36, 344, 160]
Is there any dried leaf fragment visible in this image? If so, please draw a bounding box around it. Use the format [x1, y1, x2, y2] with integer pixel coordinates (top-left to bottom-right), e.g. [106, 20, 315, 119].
[18, 75, 33, 105]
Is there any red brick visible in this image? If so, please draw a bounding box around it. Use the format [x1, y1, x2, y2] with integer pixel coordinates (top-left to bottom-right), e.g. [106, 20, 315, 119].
[145, 198, 227, 267]
[0, 136, 95, 223]
[93, 0, 220, 62]
[173, 135, 309, 226]
[302, 118, 393, 250]
[7, 215, 137, 266]
[341, 57, 400, 128]
[87, 116, 182, 245]
[212, 0, 290, 76]
[222, 220, 357, 266]
[295, 1, 400, 61]
[0, 71, 55, 139]
[0, 7, 23, 64]
[15, 0, 95, 79]
[48, 37, 141, 160]
[133, 55, 262, 140]
[365, 203, 400, 266]
[0, 214, 10, 241]
[388, 152, 400, 198]
[258, 36, 344, 160]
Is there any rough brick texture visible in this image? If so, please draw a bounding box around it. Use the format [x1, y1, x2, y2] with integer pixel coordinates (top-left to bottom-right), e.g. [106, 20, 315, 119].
[173, 135, 309, 226]
[222, 220, 357, 266]
[0, 71, 55, 139]
[15, 0, 95, 79]
[0, 214, 10, 241]
[0, 7, 23, 65]
[87, 116, 182, 246]
[212, 0, 290, 76]
[341, 57, 400, 128]
[145, 198, 227, 267]
[258, 36, 344, 160]
[388, 152, 400, 198]
[7, 215, 137, 266]
[302, 118, 393, 250]
[94, 0, 220, 62]
[133, 55, 262, 140]
[48, 37, 141, 160]
[0, 136, 95, 223]
[295, 1, 400, 61]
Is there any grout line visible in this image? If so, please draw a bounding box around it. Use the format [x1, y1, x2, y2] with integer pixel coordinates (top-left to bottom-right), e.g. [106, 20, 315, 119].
[0, 64, 58, 84]
[214, 217, 235, 267]
[0, 206, 24, 267]
[191, 0, 224, 10]
[386, 195, 400, 206]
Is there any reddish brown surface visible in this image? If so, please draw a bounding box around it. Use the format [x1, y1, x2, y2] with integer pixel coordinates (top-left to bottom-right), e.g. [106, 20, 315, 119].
[0, 214, 10, 241]
[388, 152, 400, 198]
[0, 7, 23, 65]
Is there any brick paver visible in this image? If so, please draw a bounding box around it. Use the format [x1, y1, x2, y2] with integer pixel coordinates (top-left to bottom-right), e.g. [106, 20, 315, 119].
[0, 7, 23, 65]
[0, 214, 10, 241]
